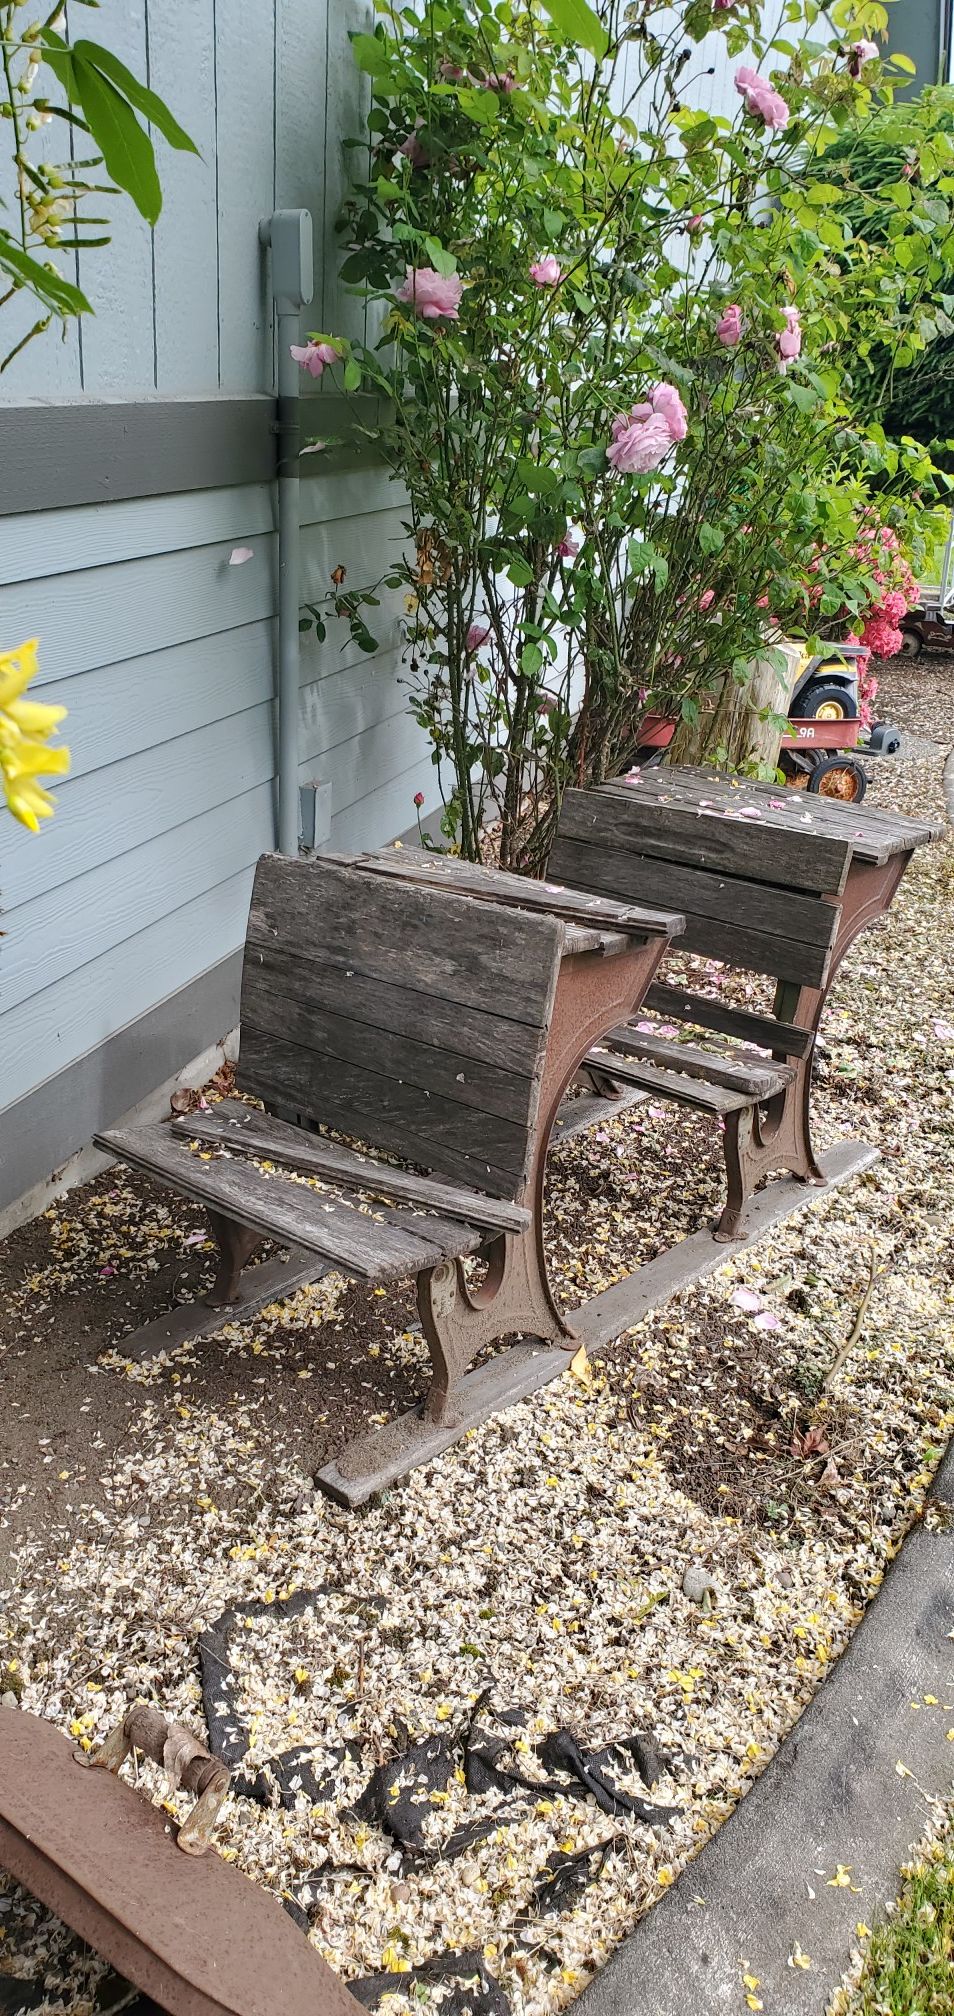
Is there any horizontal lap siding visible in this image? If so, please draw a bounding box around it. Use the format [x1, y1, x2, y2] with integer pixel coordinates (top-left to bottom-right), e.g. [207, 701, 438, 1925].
[0, 458, 417, 1117]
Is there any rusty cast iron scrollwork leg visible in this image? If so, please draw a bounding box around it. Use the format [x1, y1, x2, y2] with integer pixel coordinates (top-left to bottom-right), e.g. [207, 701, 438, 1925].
[715, 854, 910, 1240]
[417, 935, 670, 1426]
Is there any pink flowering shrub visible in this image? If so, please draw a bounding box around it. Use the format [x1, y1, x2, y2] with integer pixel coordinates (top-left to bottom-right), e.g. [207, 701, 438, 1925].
[311, 0, 947, 859]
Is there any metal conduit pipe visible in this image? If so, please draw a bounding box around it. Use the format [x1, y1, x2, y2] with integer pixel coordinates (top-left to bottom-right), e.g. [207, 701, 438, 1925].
[260, 209, 314, 855]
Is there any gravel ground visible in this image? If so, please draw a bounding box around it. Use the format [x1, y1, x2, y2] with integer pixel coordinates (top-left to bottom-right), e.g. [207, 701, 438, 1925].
[1, 658, 952, 2016]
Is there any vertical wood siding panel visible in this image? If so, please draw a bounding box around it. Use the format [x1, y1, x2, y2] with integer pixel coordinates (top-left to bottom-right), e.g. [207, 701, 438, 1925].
[275, 0, 329, 327]
[148, 0, 219, 391]
[73, 8, 155, 392]
[323, 0, 373, 345]
[216, 0, 278, 391]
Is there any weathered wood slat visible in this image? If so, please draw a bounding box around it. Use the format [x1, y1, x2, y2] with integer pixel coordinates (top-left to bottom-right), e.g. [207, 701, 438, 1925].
[241, 972, 540, 1128]
[547, 835, 835, 986]
[247, 854, 562, 1028]
[638, 765, 944, 845]
[171, 1101, 531, 1235]
[602, 773, 942, 859]
[345, 847, 683, 941]
[97, 1125, 483, 1280]
[565, 786, 853, 894]
[560, 925, 632, 957]
[644, 983, 815, 1059]
[604, 1028, 794, 1099]
[242, 855, 563, 1196]
[549, 835, 835, 948]
[241, 940, 546, 1081]
[584, 1050, 753, 1115]
[237, 1031, 533, 1198]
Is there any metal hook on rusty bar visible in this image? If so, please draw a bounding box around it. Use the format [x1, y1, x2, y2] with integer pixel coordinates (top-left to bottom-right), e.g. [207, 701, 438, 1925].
[74, 1701, 231, 1857]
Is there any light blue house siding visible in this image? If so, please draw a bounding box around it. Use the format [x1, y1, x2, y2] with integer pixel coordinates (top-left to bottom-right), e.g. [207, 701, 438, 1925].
[0, 0, 430, 1212]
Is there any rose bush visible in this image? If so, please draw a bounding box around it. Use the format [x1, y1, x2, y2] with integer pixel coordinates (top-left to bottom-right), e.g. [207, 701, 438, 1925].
[297, 0, 949, 868]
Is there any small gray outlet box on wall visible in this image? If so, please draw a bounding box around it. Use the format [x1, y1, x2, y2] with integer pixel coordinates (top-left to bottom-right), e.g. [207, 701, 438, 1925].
[299, 779, 333, 853]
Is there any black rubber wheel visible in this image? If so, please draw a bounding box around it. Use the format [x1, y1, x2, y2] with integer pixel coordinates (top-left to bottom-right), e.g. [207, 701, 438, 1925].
[807, 754, 868, 802]
[900, 628, 923, 658]
[867, 722, 903, 755]
[789, 681, 859, 721]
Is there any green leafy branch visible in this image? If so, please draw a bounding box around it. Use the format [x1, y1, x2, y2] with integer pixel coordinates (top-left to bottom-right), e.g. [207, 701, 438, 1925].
[1, 4, 197, 369]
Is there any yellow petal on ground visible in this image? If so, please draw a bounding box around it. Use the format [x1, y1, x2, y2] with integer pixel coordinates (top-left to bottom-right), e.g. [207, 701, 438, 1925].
[856, 1922, 871, 1939]
[569, 1343, 593, 1387]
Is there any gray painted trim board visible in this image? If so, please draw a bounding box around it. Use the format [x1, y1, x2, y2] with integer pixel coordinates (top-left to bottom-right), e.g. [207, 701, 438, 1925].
[0, 397, 277, 514]
[0, 951, 243, 1217]
[0, 391, 388, 516]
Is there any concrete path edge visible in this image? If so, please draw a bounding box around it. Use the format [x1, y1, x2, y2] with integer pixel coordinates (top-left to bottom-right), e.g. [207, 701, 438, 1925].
[577, 1443, 954, 2016]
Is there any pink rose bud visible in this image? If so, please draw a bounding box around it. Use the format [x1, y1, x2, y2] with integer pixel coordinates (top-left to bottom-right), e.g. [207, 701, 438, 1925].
[716, 303, 742, 347]
[777, 305, 801, 361]
[414, 791, 425, 807]
[687, 214, 704, 234]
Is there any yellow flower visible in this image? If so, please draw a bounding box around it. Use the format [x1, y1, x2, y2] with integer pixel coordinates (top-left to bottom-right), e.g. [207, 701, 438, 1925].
[0, 636, 39, 708]
[0, 638, 70, 832]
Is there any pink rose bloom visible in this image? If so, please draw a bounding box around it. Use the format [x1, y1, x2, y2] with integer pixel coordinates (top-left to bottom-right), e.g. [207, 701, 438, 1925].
[735, 65, 789, 129]
[607, 382, 688, 473]
[439, 60, 466, 81]
[530, 254, 564, 287]
[466, 622, 491, 651]
[290, 339, 339, 378]
[651, 381, 688, 442]
[607, 408, 674, 475]
[394, 266, 463, 320]
[777, 305, 801, 361]
[849, 38, 878, 74]
[716, 303, 742, 347]
[484, 70, 515, 92]
[699, 588, 715, 611]
[556, 533, 580, 558]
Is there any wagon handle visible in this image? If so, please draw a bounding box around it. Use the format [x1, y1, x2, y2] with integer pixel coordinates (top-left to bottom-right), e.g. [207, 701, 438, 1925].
[73, 1700, 231, 1857]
